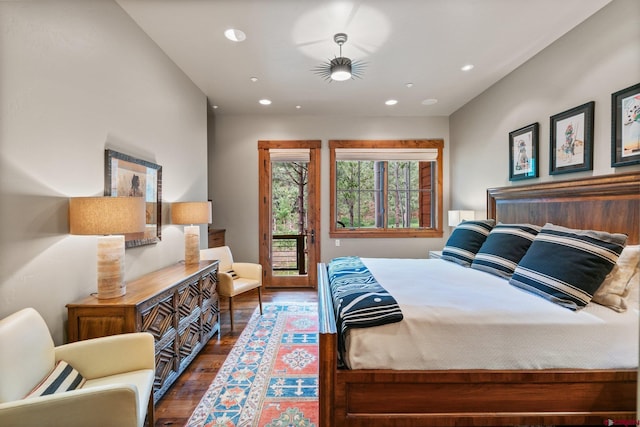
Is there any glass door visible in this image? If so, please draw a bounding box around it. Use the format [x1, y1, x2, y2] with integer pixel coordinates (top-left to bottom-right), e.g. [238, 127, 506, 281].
[258, 140, 321, 288]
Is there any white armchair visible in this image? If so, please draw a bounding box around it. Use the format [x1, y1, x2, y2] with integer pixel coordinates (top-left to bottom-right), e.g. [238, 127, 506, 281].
[201, 246, 263, 330]
[0, 307, 155, 427]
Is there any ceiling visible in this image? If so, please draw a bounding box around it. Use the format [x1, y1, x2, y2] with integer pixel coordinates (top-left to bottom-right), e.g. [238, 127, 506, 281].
[116, 0, 611, 117]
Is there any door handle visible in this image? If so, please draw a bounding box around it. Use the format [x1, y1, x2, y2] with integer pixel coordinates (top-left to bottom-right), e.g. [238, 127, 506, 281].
[310, 229, 315, 244]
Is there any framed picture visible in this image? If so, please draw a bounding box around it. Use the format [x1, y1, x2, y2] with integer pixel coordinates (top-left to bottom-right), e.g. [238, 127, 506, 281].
[509, 122, 539, 181]
[611, 82, 640, 167]
[105, 149, 162, 248]
[549, 101, 595, 175]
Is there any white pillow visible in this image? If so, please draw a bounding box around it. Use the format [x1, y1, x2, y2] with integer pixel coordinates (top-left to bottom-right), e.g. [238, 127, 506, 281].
[591, 245, 640, 312]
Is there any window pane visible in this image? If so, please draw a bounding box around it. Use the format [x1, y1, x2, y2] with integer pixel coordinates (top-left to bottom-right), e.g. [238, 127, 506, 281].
[330, 140, 443, 237]
[336, 189, 377, 228]
[336, 160, 375, 190]
[271, 162, 308, 234]
[336, 160, 380, 228]
[387, 161, 415, 228]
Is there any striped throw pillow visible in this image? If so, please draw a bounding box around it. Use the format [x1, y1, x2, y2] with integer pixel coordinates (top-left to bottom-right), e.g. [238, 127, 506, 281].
[471, 223, 541, 278]
[26, 360, 86, 398]
[226, 269, 239, 279]
[441, 219, 495, 267]
[509, 223, 627, 310]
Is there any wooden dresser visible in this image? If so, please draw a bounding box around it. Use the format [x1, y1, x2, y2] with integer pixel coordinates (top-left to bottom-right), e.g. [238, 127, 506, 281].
[66, 260, 219, 402]
[208, 228, 226, 248]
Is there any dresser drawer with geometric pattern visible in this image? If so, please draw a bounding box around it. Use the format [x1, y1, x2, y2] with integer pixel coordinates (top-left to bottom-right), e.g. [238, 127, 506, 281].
[67, 260, 219, 403]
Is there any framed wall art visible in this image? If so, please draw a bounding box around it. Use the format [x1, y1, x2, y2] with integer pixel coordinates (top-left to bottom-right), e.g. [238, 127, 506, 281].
[611, 82, 640, 167]
[549, 101, 594, 175]
[105, 149, 162, 248]
[509, 122, 539, 181]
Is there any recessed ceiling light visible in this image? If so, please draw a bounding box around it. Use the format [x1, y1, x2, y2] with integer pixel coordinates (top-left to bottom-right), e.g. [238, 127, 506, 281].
[250, 77, 258, 82]
[385, 99, 398, 106]
[296, 105, 302, 109]
[212, 105, 219, 109]
[224, 28, 246, 42]
[421, 98, 438, 106]
[461, 64, 474, 71]
[259, 99, 271, 105]
[405, 83, 414, 88]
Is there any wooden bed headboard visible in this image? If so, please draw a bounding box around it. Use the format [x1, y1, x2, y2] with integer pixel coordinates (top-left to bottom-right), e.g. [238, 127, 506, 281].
[487, 172, 640, 244]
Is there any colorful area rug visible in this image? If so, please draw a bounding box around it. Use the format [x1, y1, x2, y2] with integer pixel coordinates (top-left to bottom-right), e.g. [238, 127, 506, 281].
[187, 303, 319, 427]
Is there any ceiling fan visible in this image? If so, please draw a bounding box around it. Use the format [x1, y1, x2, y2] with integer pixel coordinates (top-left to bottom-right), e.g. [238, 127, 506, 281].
[313, 33, 366, 82]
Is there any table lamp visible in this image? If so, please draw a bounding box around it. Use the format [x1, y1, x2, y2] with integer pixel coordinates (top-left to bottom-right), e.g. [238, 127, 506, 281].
[448, 210, 475, 227]
[171, 201, 212, 265]
[69, 197, 146, 299]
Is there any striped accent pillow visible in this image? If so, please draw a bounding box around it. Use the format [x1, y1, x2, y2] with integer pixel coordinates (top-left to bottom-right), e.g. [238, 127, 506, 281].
[471, 224, 541, 278]
[226, 269, 238, 279]
[509, 223, 627, 310]
[26, 360, 86, 398]
[442, 220, 495, 267]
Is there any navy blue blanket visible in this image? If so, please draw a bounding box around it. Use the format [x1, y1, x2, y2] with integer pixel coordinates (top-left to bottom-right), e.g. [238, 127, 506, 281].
[327, 256, 404, 365]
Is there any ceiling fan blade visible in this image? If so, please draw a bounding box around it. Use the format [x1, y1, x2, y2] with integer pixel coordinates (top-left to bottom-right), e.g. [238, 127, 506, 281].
[350, 41, 376, 57]
[343, 2, 361, 28]
[295, 38, 330, 48]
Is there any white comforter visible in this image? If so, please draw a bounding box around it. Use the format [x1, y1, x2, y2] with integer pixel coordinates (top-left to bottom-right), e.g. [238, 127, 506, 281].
[343, 258, 639, 370]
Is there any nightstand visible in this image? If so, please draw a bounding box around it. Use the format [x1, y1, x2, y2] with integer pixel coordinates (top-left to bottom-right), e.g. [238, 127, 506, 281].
[429, 250, 443, 259]
[208, 228, 226, 248]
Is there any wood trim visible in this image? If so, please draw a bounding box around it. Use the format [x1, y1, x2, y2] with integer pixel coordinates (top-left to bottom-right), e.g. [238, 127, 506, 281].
[329, 228, 444, 238]
[329, 142, 337, 237]
[307, 145, 321, 287]
[330, 139, 444, 149]
[257, 140, 322, 288]
[258, 140, 321, 149]
[258, 147, 271, 286]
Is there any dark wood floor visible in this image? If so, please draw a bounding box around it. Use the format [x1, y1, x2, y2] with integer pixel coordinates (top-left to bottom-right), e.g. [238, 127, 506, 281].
[153, 288, 318, 426]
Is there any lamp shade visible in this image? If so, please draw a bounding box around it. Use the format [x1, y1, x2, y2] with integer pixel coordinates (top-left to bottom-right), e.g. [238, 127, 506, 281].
[171, 201, 212, 225]
[69, 197, 146, 235]
[447, 210, 475, 227]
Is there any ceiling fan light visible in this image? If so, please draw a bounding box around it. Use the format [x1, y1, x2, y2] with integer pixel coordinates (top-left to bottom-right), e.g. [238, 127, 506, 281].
[313, 34, 365, 82]
[330, 58, 352, 81]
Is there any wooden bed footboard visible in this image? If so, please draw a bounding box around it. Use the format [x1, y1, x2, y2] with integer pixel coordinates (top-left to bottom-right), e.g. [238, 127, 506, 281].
[319, 264, 636, 427]
[317, 172, 640, 427]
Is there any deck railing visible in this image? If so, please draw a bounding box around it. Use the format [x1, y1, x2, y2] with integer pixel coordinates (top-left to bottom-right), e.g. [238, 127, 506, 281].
[272, 234, 306, 275]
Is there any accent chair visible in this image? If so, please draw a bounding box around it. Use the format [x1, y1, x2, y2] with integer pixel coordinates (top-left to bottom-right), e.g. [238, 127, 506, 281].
[0, 307, 155, 427]
[200, 246, 263, 330]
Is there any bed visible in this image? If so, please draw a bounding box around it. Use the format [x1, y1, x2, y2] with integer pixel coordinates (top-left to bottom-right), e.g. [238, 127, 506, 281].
[317, 172, 640, 427]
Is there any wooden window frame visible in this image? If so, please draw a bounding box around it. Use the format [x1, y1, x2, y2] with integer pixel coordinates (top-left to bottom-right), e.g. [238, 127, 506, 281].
[329, 139, 444, 238]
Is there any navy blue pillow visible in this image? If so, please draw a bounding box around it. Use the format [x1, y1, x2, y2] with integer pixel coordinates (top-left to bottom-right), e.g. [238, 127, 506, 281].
[471, 224, 541, 278]
[509, 223, 627, 310]
[441, 220, 495, 267]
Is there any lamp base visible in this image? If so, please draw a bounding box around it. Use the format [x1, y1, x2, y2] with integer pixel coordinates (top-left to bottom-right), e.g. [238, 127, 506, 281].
[184, 225, 201, 266]
[97, 235, 126, 299]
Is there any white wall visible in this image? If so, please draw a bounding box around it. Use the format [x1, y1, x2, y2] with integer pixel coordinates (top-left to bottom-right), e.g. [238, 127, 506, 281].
[450, 0, 640, 213]
[210, 114, 450, 263]
[0, 1, 208, 344]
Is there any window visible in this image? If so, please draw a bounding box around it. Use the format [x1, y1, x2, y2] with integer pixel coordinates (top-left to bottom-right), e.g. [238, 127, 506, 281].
[330, 140, 443, 238]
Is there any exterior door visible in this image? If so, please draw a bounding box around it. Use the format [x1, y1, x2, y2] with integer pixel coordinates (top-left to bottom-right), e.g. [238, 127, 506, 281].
[258, 140, 321, 288]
